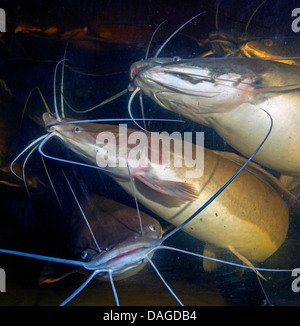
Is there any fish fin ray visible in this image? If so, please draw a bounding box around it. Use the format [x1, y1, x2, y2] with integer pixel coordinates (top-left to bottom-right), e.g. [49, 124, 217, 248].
[228, 245, 266, 280]
[39, 262, 76, 285]
[202, 244, 221, 272]
[134, 174, 199, 201]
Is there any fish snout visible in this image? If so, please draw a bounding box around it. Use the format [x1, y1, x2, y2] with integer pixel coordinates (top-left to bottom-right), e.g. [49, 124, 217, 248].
[130, 61, 147, 80]
[42, 112, 59, 131]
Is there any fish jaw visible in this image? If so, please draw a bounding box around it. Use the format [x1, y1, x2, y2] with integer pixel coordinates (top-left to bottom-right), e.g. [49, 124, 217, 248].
[84, 236, 161, 275]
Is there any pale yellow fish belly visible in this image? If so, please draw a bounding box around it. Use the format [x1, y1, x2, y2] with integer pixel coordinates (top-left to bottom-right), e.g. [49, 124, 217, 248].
[116, 150, 289, 263]
[206, 92, 300, 176]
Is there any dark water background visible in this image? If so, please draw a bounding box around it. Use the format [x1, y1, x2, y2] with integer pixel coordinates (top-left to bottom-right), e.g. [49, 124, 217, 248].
[0, 0, 300, 306]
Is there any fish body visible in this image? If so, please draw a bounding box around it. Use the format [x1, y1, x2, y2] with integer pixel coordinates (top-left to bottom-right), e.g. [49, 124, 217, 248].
[40, 195, 162, 284]
[41, 115, 290, 267]
[130, 57, 300, 176]
[43, 113, 202, 201]
[117, 148, 289, 265]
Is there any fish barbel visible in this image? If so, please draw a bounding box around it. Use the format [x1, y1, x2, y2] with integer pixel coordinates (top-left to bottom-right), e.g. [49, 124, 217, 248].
[39, 114, 291, 270]
[129, 56, 300, 176]
[39, 195, 163, 284]
[0, 174, 166, 306]
[42, 113, 202, 201]
[4, 111, 295, 305]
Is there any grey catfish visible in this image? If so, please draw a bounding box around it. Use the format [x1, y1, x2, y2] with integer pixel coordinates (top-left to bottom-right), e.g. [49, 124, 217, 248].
[129, 56, 300, 177]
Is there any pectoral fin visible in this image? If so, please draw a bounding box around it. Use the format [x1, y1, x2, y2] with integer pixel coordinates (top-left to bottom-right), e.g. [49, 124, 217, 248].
[202, 244, 221, 272]
[134, 174, 199, 201]
[39, 262, 76, 285]
[228, 245, 266, 281]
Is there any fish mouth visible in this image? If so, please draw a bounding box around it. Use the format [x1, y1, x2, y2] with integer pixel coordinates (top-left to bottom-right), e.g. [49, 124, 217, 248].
[106, 246, 147, 265]
[87, 237, 160, 271]
[130, 59, 168, 80]
[130, 63, 147, 80]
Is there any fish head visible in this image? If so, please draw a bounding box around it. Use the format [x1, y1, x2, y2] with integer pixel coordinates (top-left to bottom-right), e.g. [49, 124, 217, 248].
[240, 37, 300, 67]
[130, 57, 257, 114]
[79, 197, 163, 274]
[72, 195, 163, 268]
[42, 112, 101, 148]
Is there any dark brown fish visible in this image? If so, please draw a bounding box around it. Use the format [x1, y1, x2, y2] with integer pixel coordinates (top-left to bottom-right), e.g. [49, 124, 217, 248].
[39, 195, 163, 284]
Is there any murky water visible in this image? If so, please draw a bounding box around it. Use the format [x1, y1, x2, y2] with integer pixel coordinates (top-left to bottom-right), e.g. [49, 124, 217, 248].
[0, 0, 300, 308]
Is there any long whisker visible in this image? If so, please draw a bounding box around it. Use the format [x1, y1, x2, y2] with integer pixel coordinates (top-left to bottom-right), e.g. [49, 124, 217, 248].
[22, 143, 39, 196]
[139, 92, 147, 132]
[47, 117, 184, 128]
[62, 170, 102, 253]
[62, 88, 128, 114]
[146, 256, 183, 306]
[126, 161, 144, 236]
[37, 133, 115, 174]
[108, 270, 119, 306]
[53, 59, 67, 120]
[155, 246, 294, 273]
[21, 86, 52, 124]
[145, 20, 167, 59]
[162, 108, 273, 242]
[0, 248, 85, 267]
[60, 270, 100, 306]
[128, 87, 148, 132]
[60, 44, 69, 119]
[41, 155, 61, 205]
[10, 134, 48, 180]
[154, 12, 206, 58]
[245, 0, 268, 35]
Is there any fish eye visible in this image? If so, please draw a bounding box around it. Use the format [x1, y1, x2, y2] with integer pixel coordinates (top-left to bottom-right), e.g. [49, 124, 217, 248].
[81, 250, 88, 260]
[73, 126, 81, 133]
[172, 56, 181, 62]
[148, 224, 157, 232]
[264, 39, 273, 47]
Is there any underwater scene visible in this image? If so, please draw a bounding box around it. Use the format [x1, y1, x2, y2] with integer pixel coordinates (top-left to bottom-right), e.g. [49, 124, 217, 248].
[0, 0, 300, 307]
